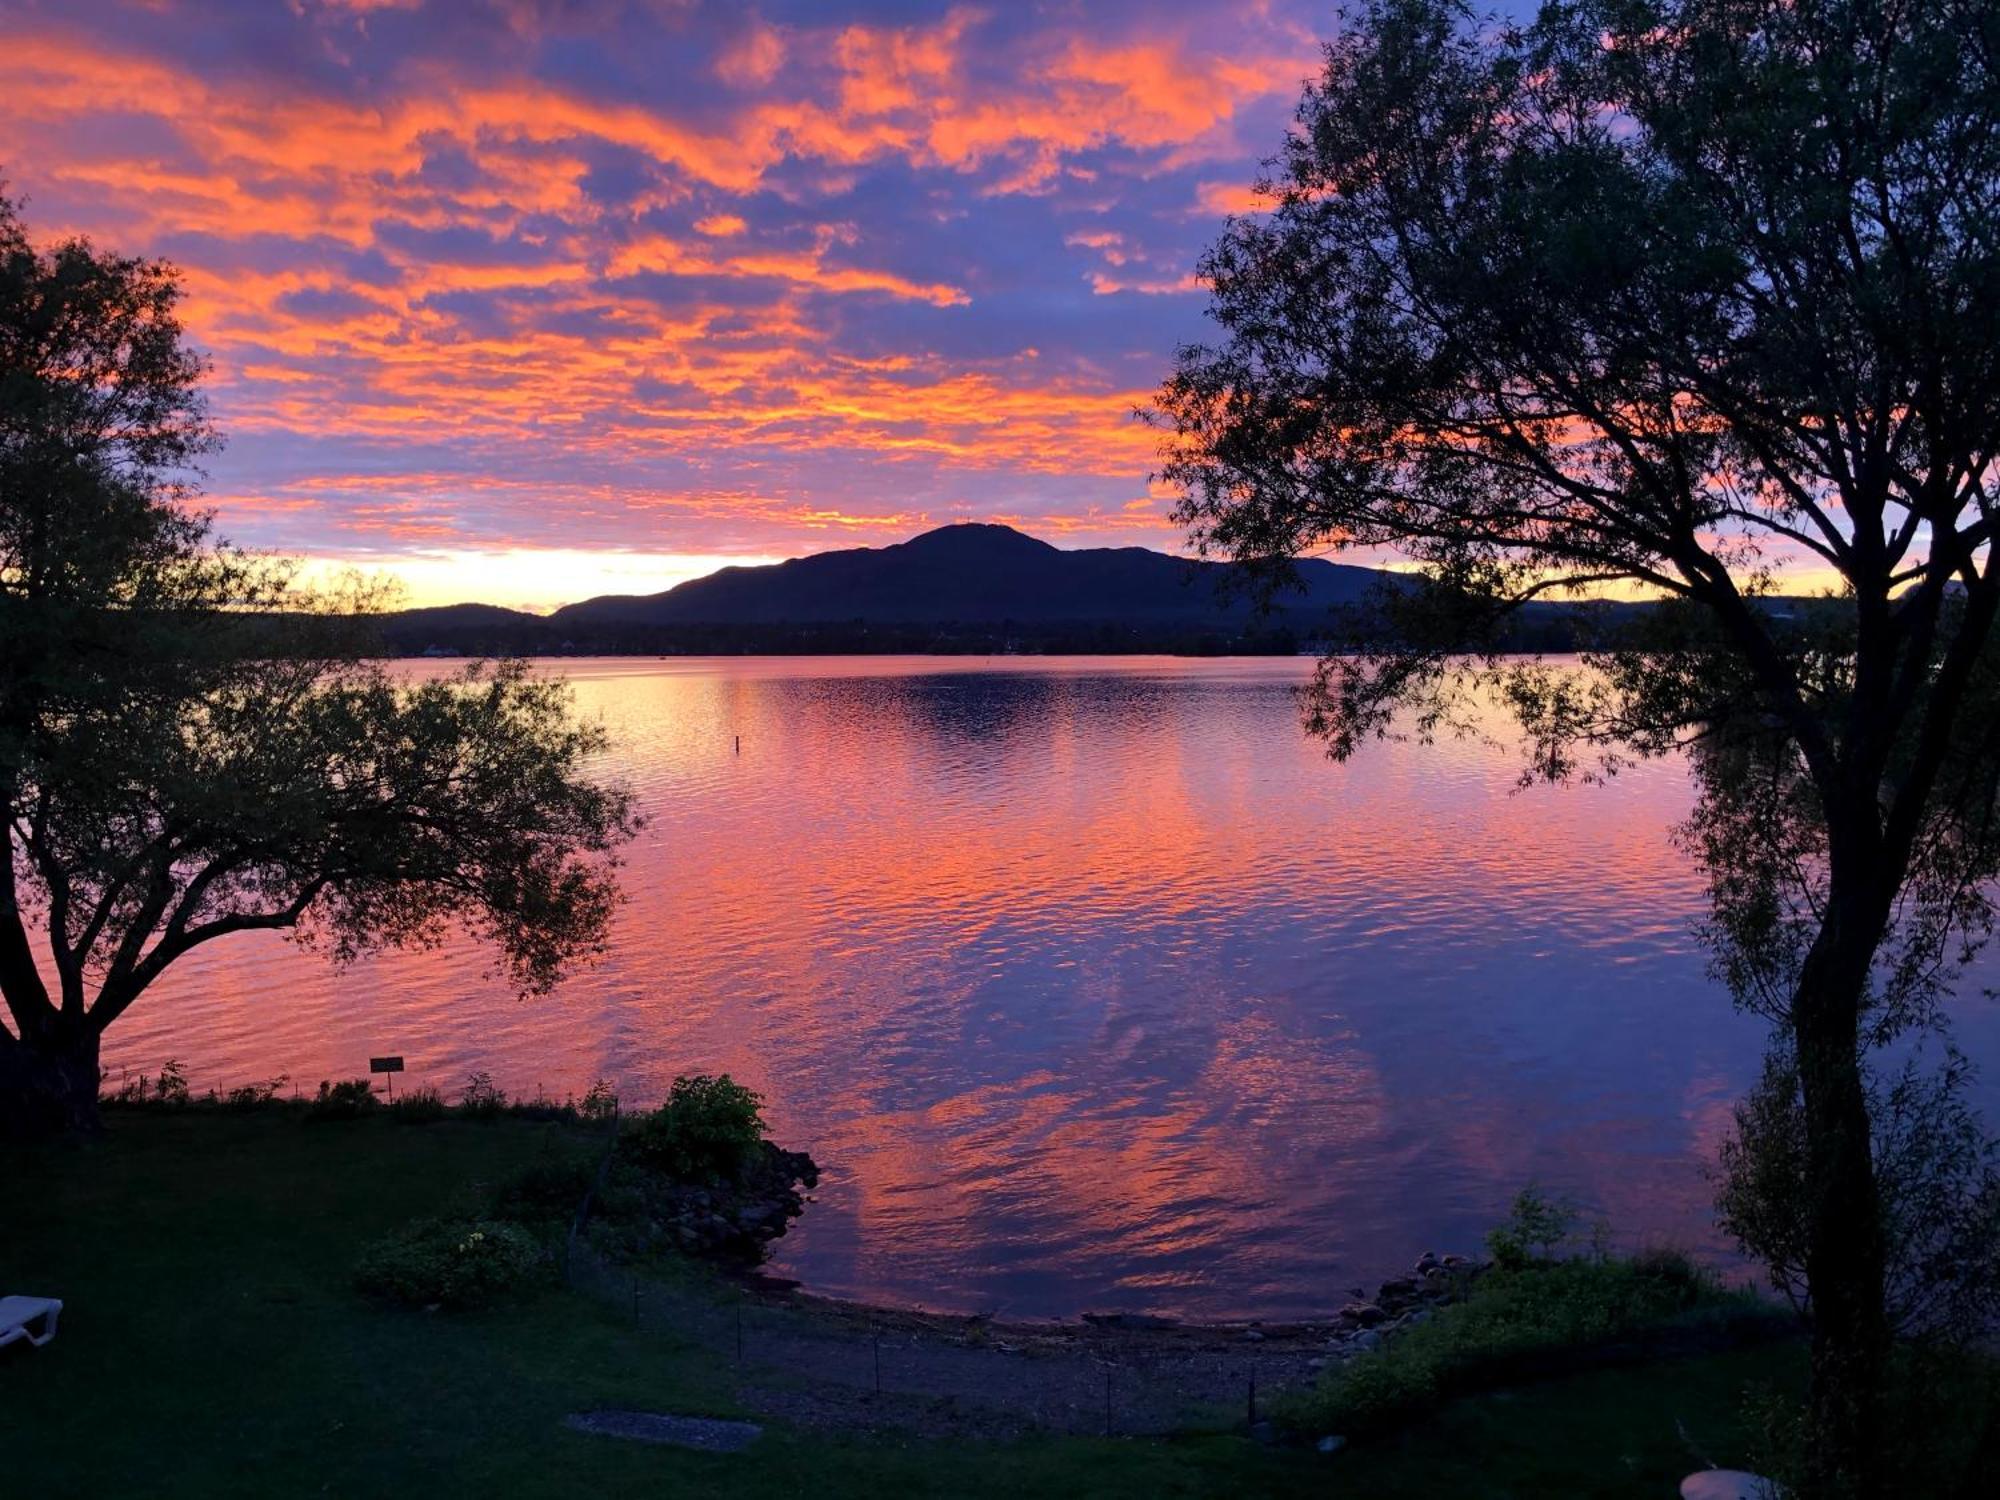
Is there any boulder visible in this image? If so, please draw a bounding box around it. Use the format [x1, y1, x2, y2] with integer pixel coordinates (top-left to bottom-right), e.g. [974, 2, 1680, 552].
[1680, 1471, 1784, 1500]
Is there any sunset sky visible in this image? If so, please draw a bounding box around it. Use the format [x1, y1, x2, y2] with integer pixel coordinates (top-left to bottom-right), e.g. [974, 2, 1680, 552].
[1, 0, 1345, 610]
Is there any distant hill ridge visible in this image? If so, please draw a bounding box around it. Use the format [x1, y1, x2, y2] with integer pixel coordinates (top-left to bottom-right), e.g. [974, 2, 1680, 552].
[371, 522, 1660, 656]
[527, 522, 1387, 630]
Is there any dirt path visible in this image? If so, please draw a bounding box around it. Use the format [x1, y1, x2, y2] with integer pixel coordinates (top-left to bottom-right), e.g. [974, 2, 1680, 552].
[571, 1249, 1363, 1439]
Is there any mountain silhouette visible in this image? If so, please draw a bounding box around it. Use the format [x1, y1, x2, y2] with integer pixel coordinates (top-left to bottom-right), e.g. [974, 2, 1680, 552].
[545, 522, 1387, 630]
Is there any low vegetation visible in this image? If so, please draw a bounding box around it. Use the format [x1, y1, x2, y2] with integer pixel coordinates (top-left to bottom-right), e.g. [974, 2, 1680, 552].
[1296, 1251, 1781, 1440]
[355, 1218, 552, 1311]
[1289, 1189, 2000, 1497]
[4, 1109, 1828, 1499]
[622, 1074, 768, 1182]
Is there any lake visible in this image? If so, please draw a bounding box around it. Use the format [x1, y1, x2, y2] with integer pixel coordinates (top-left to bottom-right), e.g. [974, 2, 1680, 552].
[104, 656, 2000, 1320]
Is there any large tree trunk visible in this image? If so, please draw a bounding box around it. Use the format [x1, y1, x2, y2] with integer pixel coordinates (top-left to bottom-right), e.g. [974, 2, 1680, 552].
[0, 1016, 102, 1141]
[1794, 878, 1894, 1500]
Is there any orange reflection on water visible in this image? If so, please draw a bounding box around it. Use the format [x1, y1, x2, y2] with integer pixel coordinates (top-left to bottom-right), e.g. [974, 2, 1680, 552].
[108, 655, 1977, 1319]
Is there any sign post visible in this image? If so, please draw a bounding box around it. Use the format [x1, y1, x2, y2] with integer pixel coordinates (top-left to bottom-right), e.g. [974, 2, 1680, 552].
[369, 1055, 405, 1101]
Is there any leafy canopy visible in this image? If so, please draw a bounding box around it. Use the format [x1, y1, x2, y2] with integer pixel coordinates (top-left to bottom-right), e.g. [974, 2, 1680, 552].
[0, 190, 637, 1080]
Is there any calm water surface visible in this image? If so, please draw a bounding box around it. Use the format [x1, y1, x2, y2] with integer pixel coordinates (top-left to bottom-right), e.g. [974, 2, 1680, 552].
[107, 656, 2000, 1319]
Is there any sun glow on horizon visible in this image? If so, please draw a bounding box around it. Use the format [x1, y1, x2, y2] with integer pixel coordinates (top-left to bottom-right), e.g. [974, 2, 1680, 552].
[293, 548, 785, 615]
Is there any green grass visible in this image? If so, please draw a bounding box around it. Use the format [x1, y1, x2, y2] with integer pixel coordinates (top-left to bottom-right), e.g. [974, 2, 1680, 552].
[4, 1110, 1807, 1498]
[1294, 1251, 1790, 1440]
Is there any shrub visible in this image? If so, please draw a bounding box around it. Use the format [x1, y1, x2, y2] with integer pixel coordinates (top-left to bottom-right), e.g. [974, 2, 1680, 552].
[221, 1076, 289, 1110]
[354, 1217, 549, 1311]
[1484, 1185, 1580, 1269]
[578, 1077, 620, 1125]
[1293, 1253, 1779, 1441]
[1743, 1342, 2000, 1499]
[459, 1071, 507, 1119]
[109, 1059, 194, 1107]
[388, 1085, 448, 1124]
[623, 1074, 767, 1183]
[492, 1156, 597, 1228]
[308, 1078, 378, 1121]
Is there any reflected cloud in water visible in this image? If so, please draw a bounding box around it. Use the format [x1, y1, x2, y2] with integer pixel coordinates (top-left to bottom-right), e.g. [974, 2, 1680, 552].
[110, 657, 2000, 1318]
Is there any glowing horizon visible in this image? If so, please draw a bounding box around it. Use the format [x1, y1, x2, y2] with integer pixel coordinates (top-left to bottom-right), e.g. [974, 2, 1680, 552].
[2, 1, 1861, 609]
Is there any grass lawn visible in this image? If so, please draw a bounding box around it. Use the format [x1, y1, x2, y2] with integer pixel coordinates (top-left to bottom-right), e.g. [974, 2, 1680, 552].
[3, 1111, 1800, 1498]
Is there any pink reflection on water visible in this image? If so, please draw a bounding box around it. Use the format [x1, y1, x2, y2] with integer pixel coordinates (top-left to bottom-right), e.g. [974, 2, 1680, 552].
[100, 656, 2000, 1318]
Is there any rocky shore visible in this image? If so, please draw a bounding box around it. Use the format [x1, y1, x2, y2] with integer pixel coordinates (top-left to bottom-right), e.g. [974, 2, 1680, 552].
[559, 1245, 1506, 1442]
[734, 1247, 1492, 1366]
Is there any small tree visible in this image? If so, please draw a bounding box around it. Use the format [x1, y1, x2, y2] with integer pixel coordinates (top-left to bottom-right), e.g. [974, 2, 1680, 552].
[1155, 3, 2000, 1493]
[0, 194, 638, 1138]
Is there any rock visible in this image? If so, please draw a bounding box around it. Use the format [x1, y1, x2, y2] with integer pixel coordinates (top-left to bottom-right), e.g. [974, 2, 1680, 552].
[1349, 1328, 1383, 1352]
[1240, 1327, 1267, 1342]
[1414, 1251, 1440, 1273]
[1679, 1471, 1784, 1500]
[1338, 1301, 1387, 1326]
[1377, 1277, 1419, 1300]
[1440, 1253, 1469, 1268]
[1317, 1435, 1348, 1454]
[1306, 1358, 1327, 1373]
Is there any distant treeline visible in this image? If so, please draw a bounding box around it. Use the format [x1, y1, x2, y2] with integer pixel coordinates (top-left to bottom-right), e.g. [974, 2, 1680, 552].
[366, 607, 1612, 659]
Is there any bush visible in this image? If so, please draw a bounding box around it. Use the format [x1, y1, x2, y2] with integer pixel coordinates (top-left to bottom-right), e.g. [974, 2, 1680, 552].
[578, 1077, 620, 1125]
[388, 1086, 447, 1124]
[1485, 1185, 1580, 1270]
[307, 1079, 378, 1121]
[623, 1074, 767, 1183]
[221, 1076, 289, 1110]
[353, 1218, 549, 1310]
[492, 1156, 598, 1228]
[109, 1060, 193, 1107]
[1744, 1342, 2000, 1499]
[459, 1071, 507, 1119]
[1293, 1253, 1781, 1441]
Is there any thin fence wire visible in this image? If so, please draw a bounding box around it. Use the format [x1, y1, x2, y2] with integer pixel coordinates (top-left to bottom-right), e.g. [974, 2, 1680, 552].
[563, 1240, 1312, 1438]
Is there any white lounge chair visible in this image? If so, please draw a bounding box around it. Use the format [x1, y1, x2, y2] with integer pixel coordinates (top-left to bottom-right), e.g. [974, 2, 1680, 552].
[0, 1295, 62, 1349]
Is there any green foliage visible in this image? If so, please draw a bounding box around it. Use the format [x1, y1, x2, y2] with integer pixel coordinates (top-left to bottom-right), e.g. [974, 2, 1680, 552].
[353, 1217, 550, 1311]
[623, 1074, 768, 1183]
[308, 1079, 379, 1121]
[387, 1085, 447, 1124]
[8, 1108, 1833, 1499]
[1484, 1186, 1581, 1270]
[1744, 1343, 2000, 1500]
[1293, 1253, 1776, 1441]
[1719, 1043, 2000, 1339]
[0, 195, 638, 1141]
[491, 1155, 599, 1229]
[459, 1071, 508, 1119]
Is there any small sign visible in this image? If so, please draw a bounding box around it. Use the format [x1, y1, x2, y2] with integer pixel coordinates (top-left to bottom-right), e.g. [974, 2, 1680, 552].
[369, 1056, 404, 1074]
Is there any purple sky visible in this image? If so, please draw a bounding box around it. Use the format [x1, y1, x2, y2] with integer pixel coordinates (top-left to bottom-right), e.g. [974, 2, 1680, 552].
[3, 0, 1347, 608]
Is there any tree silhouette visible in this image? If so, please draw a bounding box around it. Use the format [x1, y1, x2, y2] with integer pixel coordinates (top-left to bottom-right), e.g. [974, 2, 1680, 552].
[1156, 3, 2000, 1493]
[0, 193, 637, 1139]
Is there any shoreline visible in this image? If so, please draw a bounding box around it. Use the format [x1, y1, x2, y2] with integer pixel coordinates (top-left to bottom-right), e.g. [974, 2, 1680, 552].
[720, 1249, 1489, 1365]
